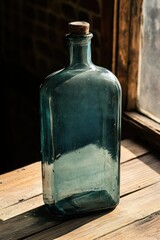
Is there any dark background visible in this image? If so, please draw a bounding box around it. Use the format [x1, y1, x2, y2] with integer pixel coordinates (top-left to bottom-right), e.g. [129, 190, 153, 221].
[0, 0, 123, 173]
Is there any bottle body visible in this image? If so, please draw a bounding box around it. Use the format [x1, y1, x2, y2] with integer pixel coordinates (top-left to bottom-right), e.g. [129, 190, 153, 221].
[40, 64, 121, 216]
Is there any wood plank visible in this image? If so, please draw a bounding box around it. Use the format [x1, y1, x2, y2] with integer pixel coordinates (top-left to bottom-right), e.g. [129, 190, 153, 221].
[0, 161, 41, 181]
[0, 177, 42, 210]
[127, 0, 143, 109]
[123, 112, 160, 151]
[1, 152, 159, 221]
[112, 0, 118, 74]
[0, 205, 65, 240]
[0, 162, 42, 209]
[23, 181, 160, 240]
[99, 210, 160, 240]
[121, 138, 150, 163]
[121, 138, 150, 155]
[0, 195, 43, 221]
[116, 0, 131, 107]
[0, 141, 157, 220]
[0, 139, 149, 210]
[121, 153, 160, 196]
[0, 183, 160, 240]
[116, 0, 144, 110]
[1, 152, 159, 239]
[124, 112, 160, 136]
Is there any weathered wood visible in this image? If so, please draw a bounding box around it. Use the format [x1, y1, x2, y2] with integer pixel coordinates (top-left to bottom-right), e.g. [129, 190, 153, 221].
[121, 153, 160, 196]
[117, 1, 160, 154]
[127, 0, 143, 109]
[121, 138, 150, 163]
[112, 0, 118, 74]
[1, 151, 159, 222]
[0, 161, 41, 182]
[0, 140, 149, 210]
[121, 138, 150, 155]
[24, 182, 160, 240]
[123, 111, 160, 151]
[1, 151, 158, 221]
[116, 0, 143, 109]
[0, 162, 42, 209]
[0, 138, 159, 239]
[0, 195, 43, 221]
[116, 0, 131, 107]
[0, 147, 159, 240]
[0, 139, 153, 221]
[0, 205, 65, 240]
[99, 210, 160, 239]
[1, 183, 159, 239]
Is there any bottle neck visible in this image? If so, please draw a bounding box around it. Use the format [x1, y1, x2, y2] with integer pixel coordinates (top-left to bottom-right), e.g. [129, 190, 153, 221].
[66, 33, 93, 68]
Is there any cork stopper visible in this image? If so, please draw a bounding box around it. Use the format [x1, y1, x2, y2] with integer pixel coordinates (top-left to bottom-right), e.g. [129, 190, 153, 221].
[68, 21, 90, 35]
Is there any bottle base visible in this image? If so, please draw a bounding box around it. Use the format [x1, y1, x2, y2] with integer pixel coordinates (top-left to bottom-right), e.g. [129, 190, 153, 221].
[45, 190, 118, 217]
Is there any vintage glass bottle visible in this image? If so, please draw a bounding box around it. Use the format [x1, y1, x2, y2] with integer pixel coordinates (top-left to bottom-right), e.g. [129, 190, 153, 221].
[40, 21, 121, 216]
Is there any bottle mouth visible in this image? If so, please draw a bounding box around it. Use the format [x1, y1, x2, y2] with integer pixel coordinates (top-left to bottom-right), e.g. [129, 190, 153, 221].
[65, 33, 93, 44]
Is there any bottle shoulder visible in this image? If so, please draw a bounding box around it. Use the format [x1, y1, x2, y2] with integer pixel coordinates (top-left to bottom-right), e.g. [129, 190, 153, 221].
[40, 64, 121, 96]
[96, 65, 121, 92]
[40, 68, 68, 94]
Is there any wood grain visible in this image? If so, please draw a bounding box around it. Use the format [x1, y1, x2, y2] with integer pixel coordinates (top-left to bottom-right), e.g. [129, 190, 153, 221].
[0, 139, 159, 240]
[121, 153, 160, 196]
[0, 205, 65, 240]
[0, 195, 43, 221]
[0, 139, 148, 210]
[127, 0, 143, 109]
[121, 138, 150, 163]
[99, 210, 160, 240]
[0, 139, 153, 221]
[24, 182, 160, 240]
[1, 151, 159, 222]
[116, 0, 143, 110]
[123, 111, 160, 151]
[0, 162, 42, 209]
[116, 0, 131, 107]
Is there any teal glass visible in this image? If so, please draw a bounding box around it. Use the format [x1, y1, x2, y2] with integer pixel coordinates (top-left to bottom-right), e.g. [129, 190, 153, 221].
[40, 29, 121, 216]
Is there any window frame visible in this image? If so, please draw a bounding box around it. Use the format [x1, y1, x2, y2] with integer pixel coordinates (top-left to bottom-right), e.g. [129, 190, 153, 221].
[114, 0, 160, 149]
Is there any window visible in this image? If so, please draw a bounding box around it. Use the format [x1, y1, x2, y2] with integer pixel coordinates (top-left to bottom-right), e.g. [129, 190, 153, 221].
[115, 0, 160, 149]
[137, 0, 160, 124]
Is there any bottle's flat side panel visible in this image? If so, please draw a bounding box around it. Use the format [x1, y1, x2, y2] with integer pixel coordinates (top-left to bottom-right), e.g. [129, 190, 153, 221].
[40, 67, 121, 215]
[47, 70, 121, 214]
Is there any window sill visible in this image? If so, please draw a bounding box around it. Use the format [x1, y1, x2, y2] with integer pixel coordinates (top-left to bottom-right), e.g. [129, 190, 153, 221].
[123, 111, 160, 151]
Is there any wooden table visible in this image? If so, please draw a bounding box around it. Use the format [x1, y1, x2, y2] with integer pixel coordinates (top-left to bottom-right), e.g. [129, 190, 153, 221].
[1, 138, 160, 240]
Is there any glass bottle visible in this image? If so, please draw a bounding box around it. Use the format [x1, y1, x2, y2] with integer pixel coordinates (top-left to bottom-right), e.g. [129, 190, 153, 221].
[40, 21, 121, 216]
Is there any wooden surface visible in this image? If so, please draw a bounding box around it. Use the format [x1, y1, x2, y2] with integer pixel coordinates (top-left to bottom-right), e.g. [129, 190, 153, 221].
[124, 112, 160, 151]
[0, 138, 160, 240]
[116, 0, 131, 107]
[127, 0, 143, 109]
[116, 0, 143, 109]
